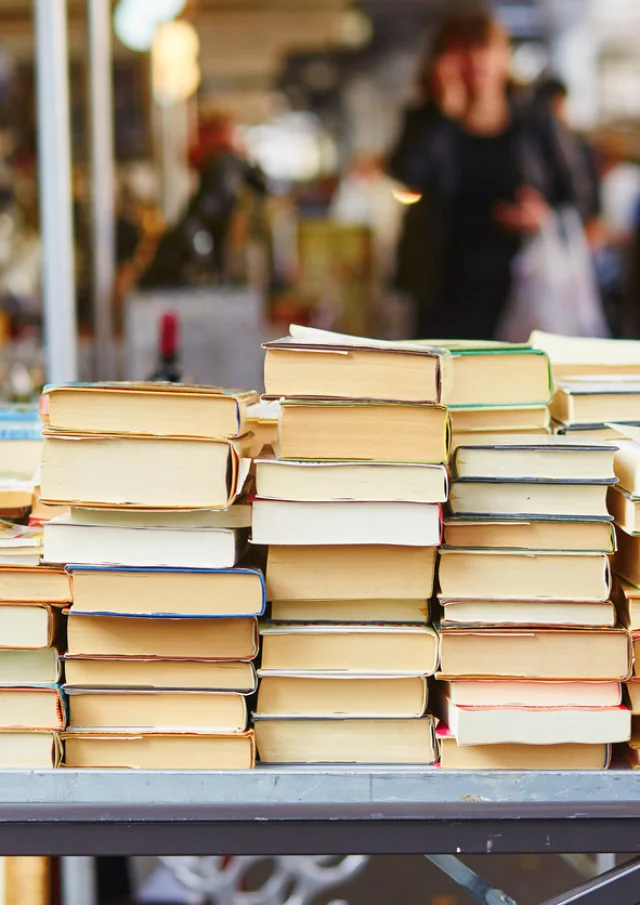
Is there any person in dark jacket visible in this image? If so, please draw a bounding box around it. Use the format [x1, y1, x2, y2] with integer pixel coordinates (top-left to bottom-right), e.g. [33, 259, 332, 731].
[389, 8, 586, 340]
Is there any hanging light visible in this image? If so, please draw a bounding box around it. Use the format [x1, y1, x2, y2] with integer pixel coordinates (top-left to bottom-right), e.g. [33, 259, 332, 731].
[152, 20, 201, 105]
[338, 9, 374, 49]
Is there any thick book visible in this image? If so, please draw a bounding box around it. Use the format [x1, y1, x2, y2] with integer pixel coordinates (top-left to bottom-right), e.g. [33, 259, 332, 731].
[43, 383, 259, 439]
[68, 565, 265, 619]
[64, 658, 257, 692]
[438, 549, 611, 601]
[278, 401, 450, 464]
[0, 686, 66, 730]
[260, 623, 438, 676]
[67, 689, 248, 733]
[263, 328, 449, 403]
[530, 330, 640, 378]
[444, 679, 622, 708]
[450, 405, 550, 435]
[0, 731, 61, 768]
[438, 732, 611, 770]
[452, 435, 616, 482]
[612, 435, 640, 496]
[438, 628, 631, 680]
[43, 514, 248, 570]
[67, 614, 259, 660]
[266, 545, 437, 601]
[0, 605, 63, 650]
[443, 698, 631, 747]
[256, 674, 428, 718]
[255, 716, 437, 765]
[254, 456, 448, 504]
[251, 499, 442, 547]
[613, 579, 640, 631]
[40, 433, 251, 510]
[69, 503, 252, 530]
[0, 649, 61, 685]
[270, 599, 429, 624]
[614, 528, 640, 588]
[608, 485, 640, 535]
[439, 598, 616, 628]
[443, 519, 615, 553]
[550, 379, 640, 425]
[449, 481, 611, 520]
[62, 730, 255, 769]
[627, 680, 640, 713]
[0, 565, 71, 602]
[434, 341, 552, 408]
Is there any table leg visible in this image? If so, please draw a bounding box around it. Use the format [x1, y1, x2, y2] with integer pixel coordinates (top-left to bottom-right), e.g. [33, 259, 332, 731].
[61, 857, 97, 905]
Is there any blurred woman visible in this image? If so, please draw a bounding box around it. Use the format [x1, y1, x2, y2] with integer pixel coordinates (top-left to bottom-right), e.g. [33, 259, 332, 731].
[389, 9, 587, 340]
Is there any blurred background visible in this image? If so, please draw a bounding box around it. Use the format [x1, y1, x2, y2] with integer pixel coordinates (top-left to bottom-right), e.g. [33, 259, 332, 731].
[1, 0, 640, 395]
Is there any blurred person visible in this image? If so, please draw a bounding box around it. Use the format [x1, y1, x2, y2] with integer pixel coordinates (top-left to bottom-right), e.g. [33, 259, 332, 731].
[140, 111, 267, 287]
[388, 7, 593, 340]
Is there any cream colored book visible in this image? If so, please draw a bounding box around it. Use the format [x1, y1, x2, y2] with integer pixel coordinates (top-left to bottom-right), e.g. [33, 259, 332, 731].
[443, 519, 615, 553]
[255, 717, 436, 765]
[254, 457, 448, 504]
[64, 658, 257, 692]
[550, 380, 640, 426]
[266, 545, 437, 601]
[449, 481, 611, 519]
[0, 731, 61, 768]
[444, 679, 622, 708]
[608, 485, 640, 535]
[439, 736, 611, 770]
[450, 406, 550, 434]
[530, 330, 640, 379]
[438, 549, 611, 602]
[270, 599, 428, 624]
[440, 598, 616, 628]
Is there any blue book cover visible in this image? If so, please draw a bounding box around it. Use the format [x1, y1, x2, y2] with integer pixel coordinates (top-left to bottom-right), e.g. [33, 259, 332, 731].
[0, 424, 43, 441]
[67, 565, 266, 619]
[0, 404, 40, 422]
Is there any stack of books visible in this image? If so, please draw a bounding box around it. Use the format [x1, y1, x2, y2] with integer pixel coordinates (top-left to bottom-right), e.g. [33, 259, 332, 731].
[438, 362, 632, 769]
[39, 382, 261, 770]
[442, 341, 553, 444]
[0, 565, 71, 767]
[252, 326, 448, 765]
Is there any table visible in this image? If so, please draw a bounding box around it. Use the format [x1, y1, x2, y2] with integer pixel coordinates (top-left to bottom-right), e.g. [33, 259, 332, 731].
[3, 768, 640, 904]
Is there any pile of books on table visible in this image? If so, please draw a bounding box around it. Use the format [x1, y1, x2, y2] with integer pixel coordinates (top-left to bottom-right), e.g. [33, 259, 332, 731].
[437, 343, 631, 770]
[39, 382, 261, 769]
[252, 327, 449, 765]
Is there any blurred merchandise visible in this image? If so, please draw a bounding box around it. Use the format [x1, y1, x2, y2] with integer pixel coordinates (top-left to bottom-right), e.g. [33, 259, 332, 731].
[148, 311, 183, 383]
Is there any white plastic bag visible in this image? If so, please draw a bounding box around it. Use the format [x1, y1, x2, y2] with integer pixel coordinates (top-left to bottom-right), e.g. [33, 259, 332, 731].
[497, 207, 609, 342]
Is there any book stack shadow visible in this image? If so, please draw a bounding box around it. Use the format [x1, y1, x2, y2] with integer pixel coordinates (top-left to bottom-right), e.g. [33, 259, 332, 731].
[252, 327, 450, 765]
[39, 382, 261, 769]
[437, 344, 632, 769]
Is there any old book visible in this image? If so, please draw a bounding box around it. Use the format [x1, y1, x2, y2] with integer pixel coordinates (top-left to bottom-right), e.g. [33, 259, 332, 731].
[0, 731, 61, 768]
[69, 503, 252, 529]
[435, 342, 552, 407]
[62, 730, 255, 769]
[0, 649, 61, 685]
[438, 628, 631, 680]
[613, 436, 640, 496]
[444, 679, 622, 708]
[254, 457, 448, 504]
[67, 690, 247, 732]
[0, 566, 71, 602]
[626, 680, 640, 713]
[443, 519, 615, 553]
[452, 435, 616, 482]
[260, 623, 438, 675]
[266, 545, 436, 601]
[278, 402, 450, 464]
[438, 549, 611, 601]
[550, 379, 640, 425]
[530, 330, 640, 379]
[252, 500, 442, 547]
[43, 515, 248, 570]
[608, 486, 640, 535]
[40, 433, 251, 510]
[43, 383, 259, 439]
[256, 675, 428, 718]
[64, 658, 257, 692]
[263, 330, 448, 403]
[67, 614, 258, 660]
[613, 579, 640, 631]
[634, 636, 640, 678]
[254, 716, 437, 764]
[449, 481, 611, 520]
[613, 528, 640, 588]
[270, 599, 429, 624]
[0, 523, 43, 568]
[450, 406, 550, 434]
[438, 734, 611, 770]
[443, 698, 630, 746]
[68, 566, 265, 618]
[554, 422, 635, 441]
[0, 687, 65, 730]
[440, 598, 616, 628]
[0, 605, 63, 650]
